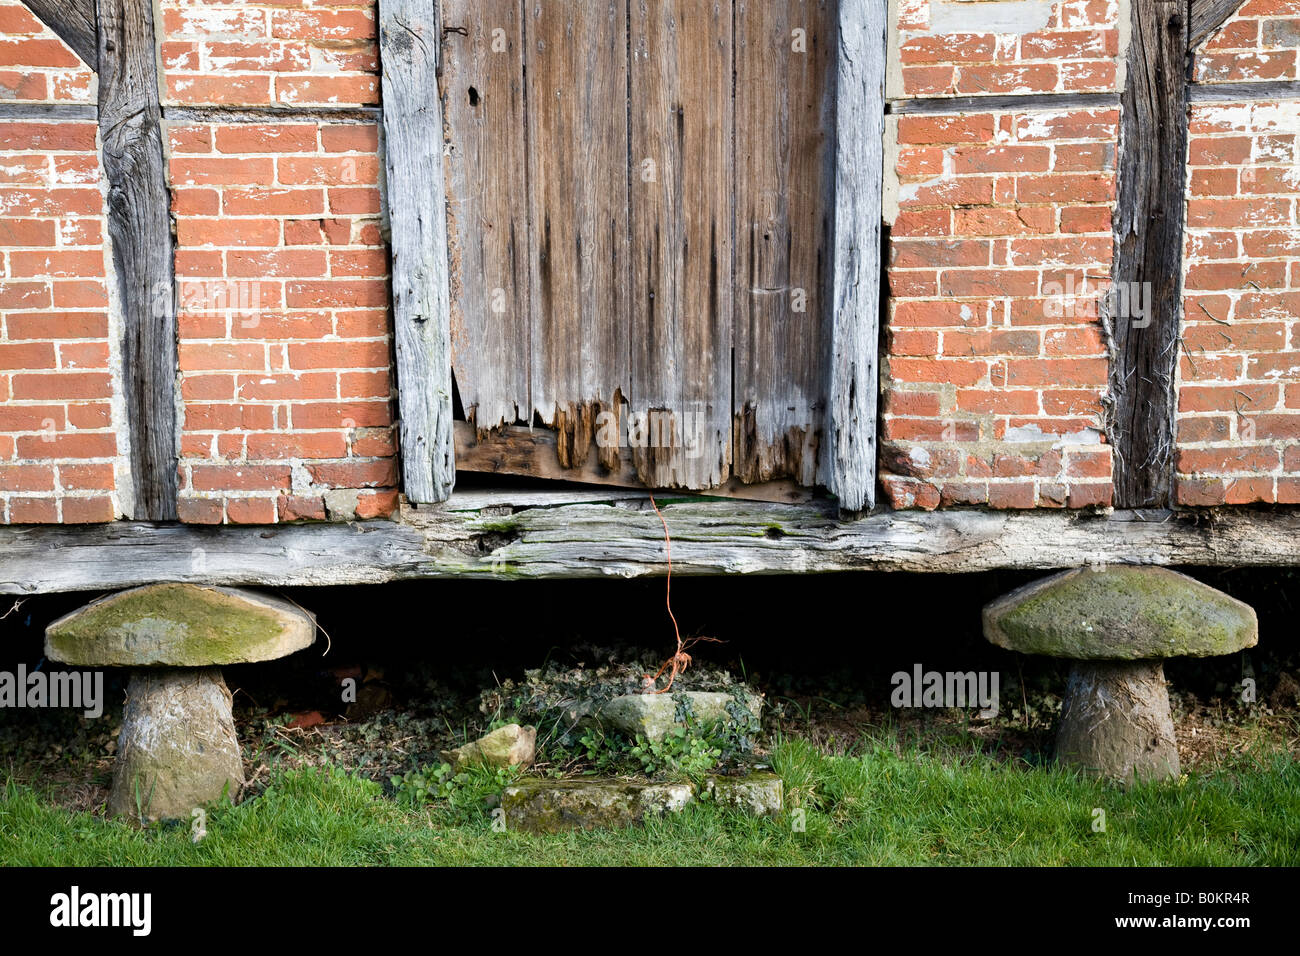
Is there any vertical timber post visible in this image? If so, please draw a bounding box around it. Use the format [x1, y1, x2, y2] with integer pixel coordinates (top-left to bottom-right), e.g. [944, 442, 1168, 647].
[827, 0, 887, 515]
[97, 0, 179, 521]
[1107, 0, 1190, 508]
[378, 0, 456, 504]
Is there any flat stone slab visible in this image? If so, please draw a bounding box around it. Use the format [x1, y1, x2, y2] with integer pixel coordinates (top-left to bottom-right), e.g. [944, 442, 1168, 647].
[597, 691, 762, 741]
[501, 773, 782, 834]
[46, 583, 315, 667]
[983, 566, 1257, 660]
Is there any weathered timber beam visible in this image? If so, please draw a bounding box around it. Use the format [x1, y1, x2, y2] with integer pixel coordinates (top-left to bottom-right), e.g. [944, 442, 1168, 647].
[0, 103, 97, 119]
[1189, 0, 1250, 50]
[97, 0, 178, 521]
[888, 92, 1121, 113]
[827, 0, 887, 514]
[1189, 80, 1300, 101]
[164, 106, 383, 124]
[378, 0, 455, 503]
[3, 503, 1299, 593]
[1107, 0, 1188, 509]
[19, 0, 97, 68]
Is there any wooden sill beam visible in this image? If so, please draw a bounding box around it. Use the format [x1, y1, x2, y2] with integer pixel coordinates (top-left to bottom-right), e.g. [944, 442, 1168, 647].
[2, 501, 1299, 594]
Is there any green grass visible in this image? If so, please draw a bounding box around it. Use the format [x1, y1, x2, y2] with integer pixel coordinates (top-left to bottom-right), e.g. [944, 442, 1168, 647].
[3, 738, 1297, 866]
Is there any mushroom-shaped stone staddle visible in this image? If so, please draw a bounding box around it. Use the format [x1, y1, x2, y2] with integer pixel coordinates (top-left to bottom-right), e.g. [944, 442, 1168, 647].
[45, 583, 315, 821]
[983, 566, 1257, 784]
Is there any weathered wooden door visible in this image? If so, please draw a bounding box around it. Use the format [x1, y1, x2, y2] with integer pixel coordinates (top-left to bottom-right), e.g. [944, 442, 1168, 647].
[440, 0, 855, 495]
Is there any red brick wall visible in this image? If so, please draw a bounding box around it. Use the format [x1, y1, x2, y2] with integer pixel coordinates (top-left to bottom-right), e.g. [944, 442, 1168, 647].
[168, 119, 397, 524]
[891, 0, 1121, 98]
[0, 0, 94, 102]
[882, 106, 1117, 510]
[159, 1, 378, 108]
[0, 8, 119, 525]
[1177, 100, 1300, 506]
[1175, 6, 1300, 505]
[161, 0, 396, 524]
[1193, 0, 1299, 84]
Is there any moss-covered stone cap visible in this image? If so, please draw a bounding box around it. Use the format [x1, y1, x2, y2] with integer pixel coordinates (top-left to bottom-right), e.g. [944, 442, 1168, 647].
[983, 566, 1257, 660]
[45, 583, 315, 666]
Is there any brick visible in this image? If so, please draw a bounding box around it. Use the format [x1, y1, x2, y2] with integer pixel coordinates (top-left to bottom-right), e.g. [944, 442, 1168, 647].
[897, 114, 995, 145]
[215, 124, 319, 154]
[306, 459, 397, 488]
[355, 489, 398, 519]
[190, 465, 291, 493]
[61, 496, 115, 523]
[178, 497, 224, 524]
[246, 431, 348, 459]
[225, 496, 278, 524]
[8, 497, 57, 523]
[16, 432, 115, 459]
[223, 187, 325, 216]
[278, 494, 327, 522]
[987, 482, 1035, 509]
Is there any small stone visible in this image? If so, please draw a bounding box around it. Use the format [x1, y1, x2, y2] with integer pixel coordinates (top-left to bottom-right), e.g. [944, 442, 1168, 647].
[704, 773, 783, 815]
[983, 566, 1257, 660]
[597, 691, 762, 741]
[45, 583, 315, 667]
[108, 669, 244, 822]
[501, 779, 694, 834]
[441, 723, 536, 772]
[1055, 661, 1179, 784]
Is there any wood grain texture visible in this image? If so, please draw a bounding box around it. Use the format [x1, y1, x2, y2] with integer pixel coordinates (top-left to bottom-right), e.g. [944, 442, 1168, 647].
[0, 103, 96, 119]
[441, 0, 530, 435]
[889, 92, 1120, 113]
[1108, 0, 1187, 509]
[733, 0, 837, 488]
[454, 420, 811, 502]
[525, 0, 630, 470]
[1189, 0, 1250, 49]
[4, 505, 1299, 593]
[97, 0, 178, 521]
[379, 0, 456, 503]
[826, 0, 886, 513]
[629, 0, 733, 489]
[19, 0, 97, 68]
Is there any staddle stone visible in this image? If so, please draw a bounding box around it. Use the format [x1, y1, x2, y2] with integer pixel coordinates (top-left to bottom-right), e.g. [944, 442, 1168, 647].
[1056, 661, 1180, 785]
[983, 566, 1257, 661]
[45, 583, 316, 667]
[108, 669, 245, 821]
[45, 583, 315, 821]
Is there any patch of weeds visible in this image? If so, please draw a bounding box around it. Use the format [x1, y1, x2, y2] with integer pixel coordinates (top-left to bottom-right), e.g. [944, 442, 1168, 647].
[390, 761, 521, 824]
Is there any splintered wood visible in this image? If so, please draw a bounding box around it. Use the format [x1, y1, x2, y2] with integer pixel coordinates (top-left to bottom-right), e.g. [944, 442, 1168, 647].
[441, 0, 841, 492]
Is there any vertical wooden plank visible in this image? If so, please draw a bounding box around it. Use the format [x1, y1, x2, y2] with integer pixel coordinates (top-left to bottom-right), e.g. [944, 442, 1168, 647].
[379, 0, 455, 503]
[97, 0, 178, 521]
[1108, 0, 1188, 508]
[733, 0, 836, 488]
[629, 0, 732, 489]
[441, 0, 530, 436]
[525, 0, 629, 473]
[826, 0, 885, 513]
